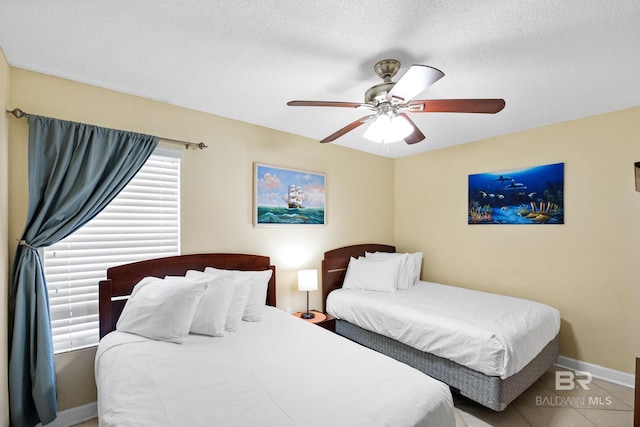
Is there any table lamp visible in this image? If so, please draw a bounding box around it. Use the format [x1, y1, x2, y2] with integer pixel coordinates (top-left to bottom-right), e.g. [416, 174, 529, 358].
[298, 269, 318, 319]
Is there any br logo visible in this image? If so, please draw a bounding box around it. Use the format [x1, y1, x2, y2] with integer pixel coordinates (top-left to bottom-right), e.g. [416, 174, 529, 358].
[555, 370, 592, 391]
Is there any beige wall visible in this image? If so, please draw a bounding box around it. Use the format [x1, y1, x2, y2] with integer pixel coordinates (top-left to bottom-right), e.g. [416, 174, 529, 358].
[6, 68, 395, 410]
[6, 65, 638, 416]
[0, 47, 10, 427]
[395, 107, 640, 375]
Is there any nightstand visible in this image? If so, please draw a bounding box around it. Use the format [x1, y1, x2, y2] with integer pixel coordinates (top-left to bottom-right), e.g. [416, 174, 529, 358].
[293, 310, 336, 332]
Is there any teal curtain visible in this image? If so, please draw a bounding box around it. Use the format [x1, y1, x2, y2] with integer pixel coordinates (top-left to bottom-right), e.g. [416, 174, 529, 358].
[9, 116, 158, 426]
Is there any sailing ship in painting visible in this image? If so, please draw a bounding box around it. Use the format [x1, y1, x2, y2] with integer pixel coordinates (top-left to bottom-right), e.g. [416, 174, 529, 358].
[283, 184, 305, 208]
[255, 164, 326, 225]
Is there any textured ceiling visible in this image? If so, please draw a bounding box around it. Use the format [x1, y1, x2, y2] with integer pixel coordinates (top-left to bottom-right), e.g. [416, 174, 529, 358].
[1, 1, 639, 158]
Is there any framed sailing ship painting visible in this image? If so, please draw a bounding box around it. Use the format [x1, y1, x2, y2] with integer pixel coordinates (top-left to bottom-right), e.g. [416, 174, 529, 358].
[253, 163, 326, 226]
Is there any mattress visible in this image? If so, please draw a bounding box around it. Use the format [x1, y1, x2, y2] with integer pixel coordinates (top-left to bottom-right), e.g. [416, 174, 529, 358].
[96, 306, 455, 427]
[326, 281, 560, 379]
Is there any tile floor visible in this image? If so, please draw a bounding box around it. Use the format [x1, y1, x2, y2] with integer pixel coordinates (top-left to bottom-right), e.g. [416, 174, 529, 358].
[73, 366, 634, 427]
[454, 366, 634, 427]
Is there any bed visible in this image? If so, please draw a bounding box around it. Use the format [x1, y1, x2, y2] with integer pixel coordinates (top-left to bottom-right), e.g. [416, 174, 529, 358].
[322, 244, 560, 412]
[96, 253, 455, 427]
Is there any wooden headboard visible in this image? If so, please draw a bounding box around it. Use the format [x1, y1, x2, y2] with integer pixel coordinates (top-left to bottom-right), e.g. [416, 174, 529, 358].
[321, 243, 395, 311]
[99, 253, 276, 339]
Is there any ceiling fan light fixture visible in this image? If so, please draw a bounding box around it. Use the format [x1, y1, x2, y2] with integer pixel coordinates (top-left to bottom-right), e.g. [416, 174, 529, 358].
[363, 113, 413, 144]
[286, 59, 504, 146]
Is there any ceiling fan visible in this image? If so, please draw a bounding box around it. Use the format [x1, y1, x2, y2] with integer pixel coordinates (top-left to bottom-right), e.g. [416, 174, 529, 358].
[287, 59, 505, 145]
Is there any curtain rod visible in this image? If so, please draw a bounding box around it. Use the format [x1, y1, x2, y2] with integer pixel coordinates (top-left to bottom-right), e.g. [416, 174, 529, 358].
[6, 108, 208, 150]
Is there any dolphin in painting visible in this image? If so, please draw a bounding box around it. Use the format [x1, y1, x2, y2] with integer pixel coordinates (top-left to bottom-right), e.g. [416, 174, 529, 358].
[493, 175, 514, 184]
[505, 182, 527, 190]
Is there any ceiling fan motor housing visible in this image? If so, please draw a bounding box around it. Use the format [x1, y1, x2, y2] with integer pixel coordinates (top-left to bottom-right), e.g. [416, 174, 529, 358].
[374, 59, 401, 80]
[365, 59, 402, 104]
[365, 82, 396, 104]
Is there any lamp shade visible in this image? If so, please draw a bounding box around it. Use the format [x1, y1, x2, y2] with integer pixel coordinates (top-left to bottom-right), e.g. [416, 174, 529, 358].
[298, 269, 318, 291]
[363, 113, 413, 143]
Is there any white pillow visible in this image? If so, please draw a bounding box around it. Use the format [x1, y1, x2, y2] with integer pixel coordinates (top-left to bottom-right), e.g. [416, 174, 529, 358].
[181, 271, 236, 336]
[185, 270, 249, 333]
[366, 251, 423, 285]
[204, 267, 273, 322]
[343, 256, 401, 293]
[234, 270, 273, 322]
[128, 276, 161, 298]
[365, 252, 411, 289]
[116, 277, 205, 343]
[204, 266, 234, 277]
[224, 277, 251, 332]
[408, 252, 423, 284]
[197, 267, 234, 279]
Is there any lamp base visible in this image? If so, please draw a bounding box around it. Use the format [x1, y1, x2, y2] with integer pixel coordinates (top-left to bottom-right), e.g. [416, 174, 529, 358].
[301, 311, 316, 319]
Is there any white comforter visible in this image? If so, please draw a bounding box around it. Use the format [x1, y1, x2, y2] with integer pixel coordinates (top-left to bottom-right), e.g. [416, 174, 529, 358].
[327, 281, 560, 379]
[96, 306, 454, 427]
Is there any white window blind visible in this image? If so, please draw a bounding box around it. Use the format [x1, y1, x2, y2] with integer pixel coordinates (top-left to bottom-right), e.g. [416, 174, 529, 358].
[43, 147, 181, 353]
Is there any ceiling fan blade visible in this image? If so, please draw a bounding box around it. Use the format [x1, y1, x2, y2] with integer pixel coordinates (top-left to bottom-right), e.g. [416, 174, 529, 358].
[287, 100, 367, 109]
[386, 65, 445, 102]
[320, 116, 372, 143]
[399, 113, 425, 145]
[407, 99, 506, 114]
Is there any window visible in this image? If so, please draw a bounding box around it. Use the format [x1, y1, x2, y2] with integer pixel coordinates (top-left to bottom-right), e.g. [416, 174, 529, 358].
[43, 146, 181, 353]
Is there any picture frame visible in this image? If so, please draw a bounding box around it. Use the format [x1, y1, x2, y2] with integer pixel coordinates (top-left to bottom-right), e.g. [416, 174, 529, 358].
[468, 162, 564, 224]
[253, 162, 326, 226]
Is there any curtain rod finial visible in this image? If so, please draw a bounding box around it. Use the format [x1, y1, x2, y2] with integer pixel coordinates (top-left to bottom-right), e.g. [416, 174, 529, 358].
[7, 108, 27, 119]
[8, 108, 26, 118]
[186, 142, 208, 150]
[184, 142, 207, 150]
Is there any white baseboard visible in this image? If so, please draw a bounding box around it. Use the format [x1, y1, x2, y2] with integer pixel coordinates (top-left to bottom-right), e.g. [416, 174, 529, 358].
[556, 355, 635, 389]
[37, 401, 97, 427]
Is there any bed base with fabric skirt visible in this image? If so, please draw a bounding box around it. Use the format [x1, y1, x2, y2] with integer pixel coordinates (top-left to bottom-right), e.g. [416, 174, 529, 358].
[322, 243, 560, 411]
[337, 319, 559, 411]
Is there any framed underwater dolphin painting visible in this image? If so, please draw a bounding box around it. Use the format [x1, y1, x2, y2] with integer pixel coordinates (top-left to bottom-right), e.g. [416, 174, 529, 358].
[253, 163, 326, 226]
[468, 162, 564, 224]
